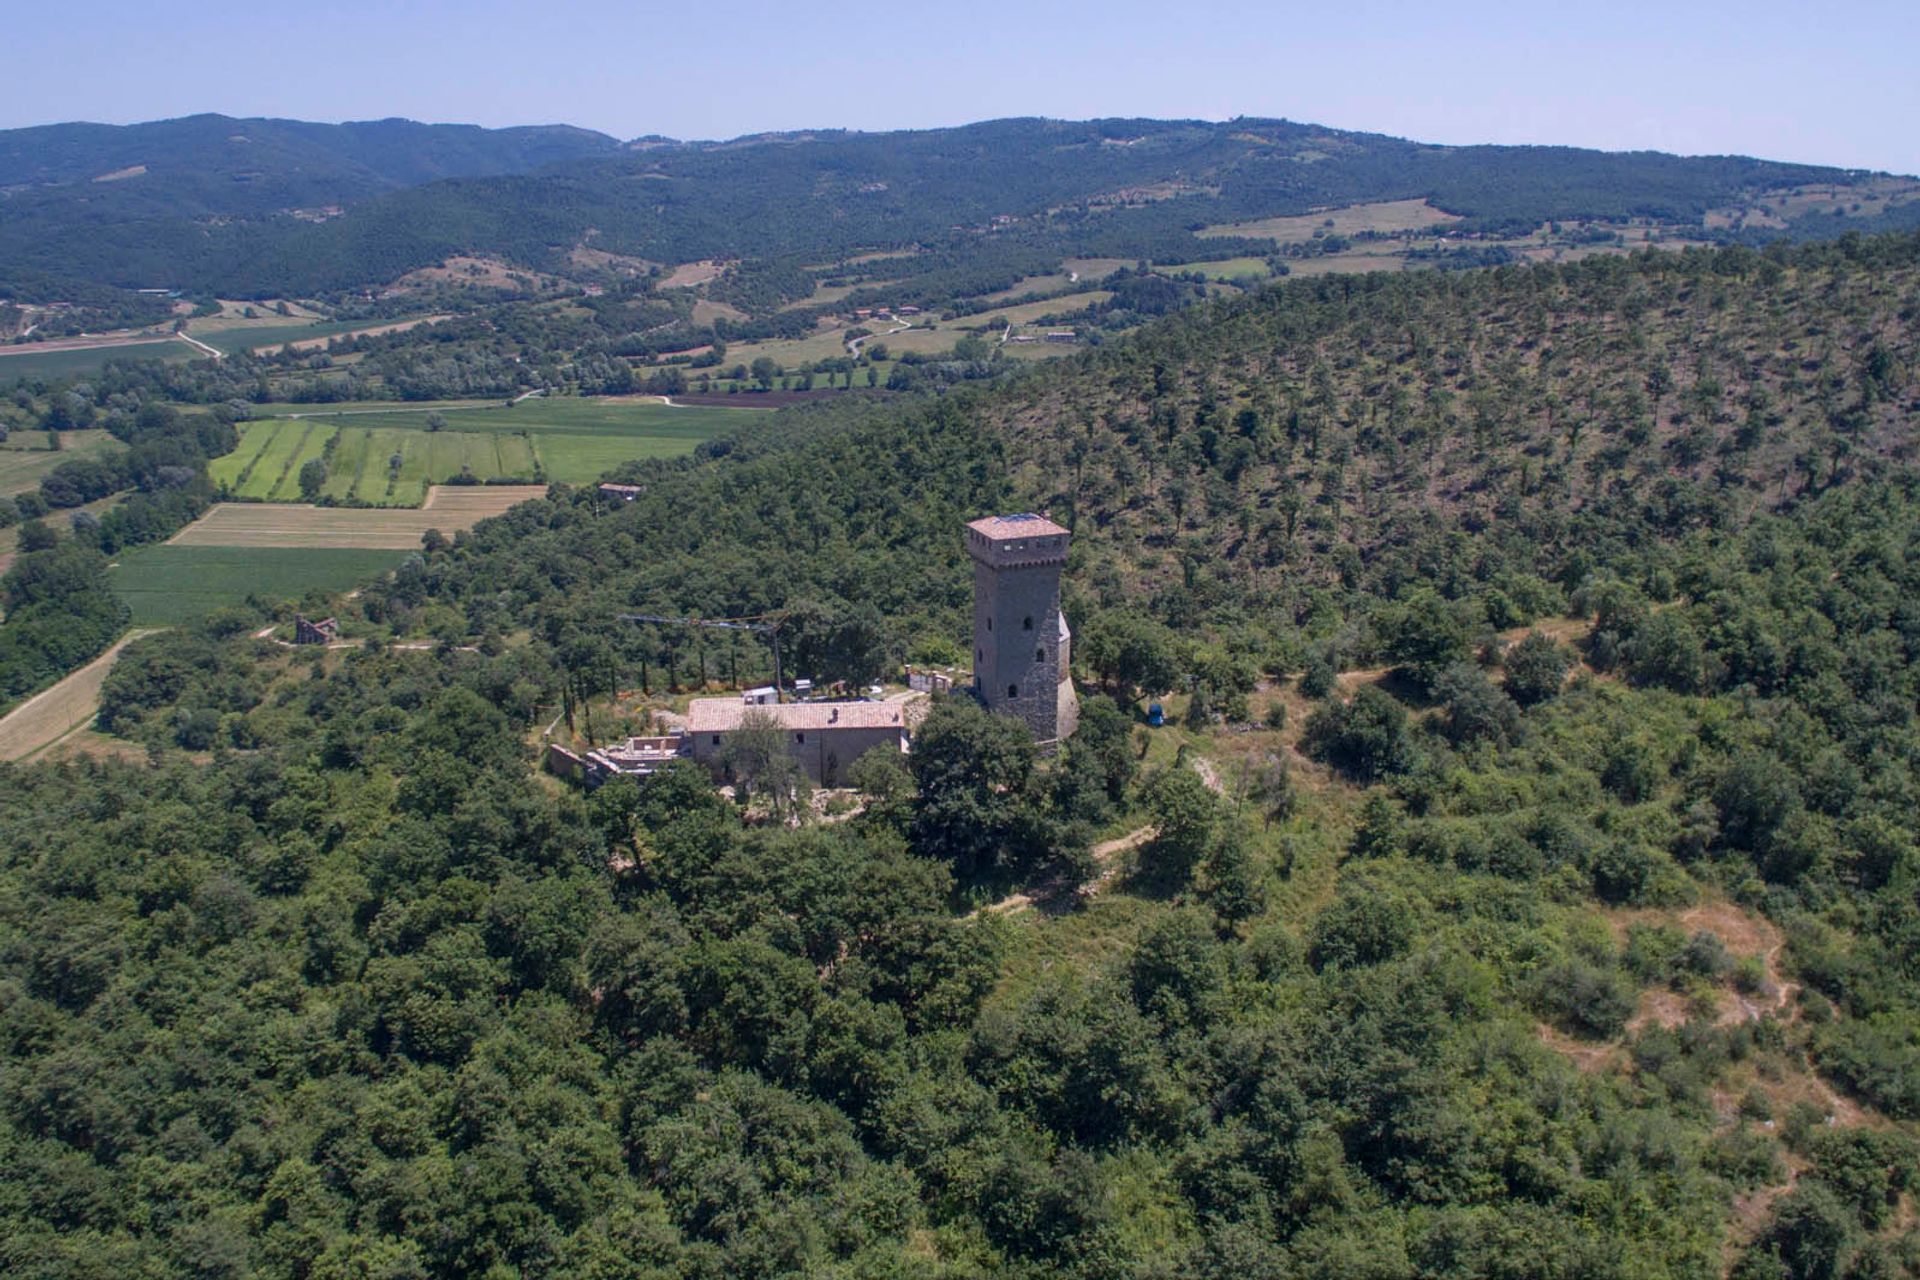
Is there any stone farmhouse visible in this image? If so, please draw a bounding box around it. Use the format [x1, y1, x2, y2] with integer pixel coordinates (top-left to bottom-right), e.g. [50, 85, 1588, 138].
[685, 697, 908, 788]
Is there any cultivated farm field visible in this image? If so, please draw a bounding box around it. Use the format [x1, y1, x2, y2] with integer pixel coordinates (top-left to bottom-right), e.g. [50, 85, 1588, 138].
[112, 486, 545, 622]
[169, 485, 547, 549]
[110, 547, 409, 625]
[0, 338, 196, 381]
[210, 398, 757, 504]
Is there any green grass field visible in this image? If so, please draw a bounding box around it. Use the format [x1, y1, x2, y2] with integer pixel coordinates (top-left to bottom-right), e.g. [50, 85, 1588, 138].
[0, 430, 124, 496]
[0, 341, 196, 382]
[209, 398, 759, 505]
[194, 319, 389, 357]
[110, 545, 405, 625]
[1186, 257, 1276, 282]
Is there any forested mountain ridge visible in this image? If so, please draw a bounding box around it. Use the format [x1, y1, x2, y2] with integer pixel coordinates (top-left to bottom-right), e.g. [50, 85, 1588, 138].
[0, 114, 620, 209]
[1, 113, 1906, 299]
[4, 233, 1920, 1277]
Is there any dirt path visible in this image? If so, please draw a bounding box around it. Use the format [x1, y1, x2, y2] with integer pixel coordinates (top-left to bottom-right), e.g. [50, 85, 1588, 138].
[0, 629, 161, 762]
[974, 824, 1155, 919]
[847, 318, 913, 357]
[1191, 755, 1228, 796]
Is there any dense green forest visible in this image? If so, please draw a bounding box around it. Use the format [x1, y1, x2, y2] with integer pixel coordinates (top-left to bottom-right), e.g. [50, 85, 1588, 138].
[3, 230, 1919, 1278]
[0, 114, 1885, 298]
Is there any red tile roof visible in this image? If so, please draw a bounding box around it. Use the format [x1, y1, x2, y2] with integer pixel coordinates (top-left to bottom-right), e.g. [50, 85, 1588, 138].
[685, 698, 908, 733]
[966, 513, 1068, 539]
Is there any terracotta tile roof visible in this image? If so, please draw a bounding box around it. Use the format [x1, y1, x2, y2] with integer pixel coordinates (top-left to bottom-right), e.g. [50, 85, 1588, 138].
[966, 513, 1068, 539]
[685, 698, 908, 733]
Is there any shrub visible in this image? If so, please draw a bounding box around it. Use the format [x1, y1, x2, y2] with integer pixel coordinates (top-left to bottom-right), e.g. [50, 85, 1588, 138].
[1502, 630, 1573, 706]
[1304, 685, 1416, 782]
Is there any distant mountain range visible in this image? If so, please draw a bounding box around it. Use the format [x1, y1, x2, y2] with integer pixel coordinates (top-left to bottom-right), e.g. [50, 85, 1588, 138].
[1, 113, 1915, 300]
[0, 114, 620, 212]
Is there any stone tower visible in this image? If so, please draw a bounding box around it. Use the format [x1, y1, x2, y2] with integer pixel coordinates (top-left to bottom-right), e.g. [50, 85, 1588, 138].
[967, 513, 1079, 746]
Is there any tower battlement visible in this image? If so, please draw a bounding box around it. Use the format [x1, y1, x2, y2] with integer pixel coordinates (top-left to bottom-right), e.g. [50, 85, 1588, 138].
[965, 514, 1069, 569]
[967, 513, 1078, 747]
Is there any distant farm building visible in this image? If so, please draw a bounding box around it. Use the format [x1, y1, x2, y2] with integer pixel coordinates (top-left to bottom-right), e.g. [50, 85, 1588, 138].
[1044, 331, 1078, 344]
[293, 615, 340, 645]
[907, 668, 954, 694]
[598, 483, 643, 502]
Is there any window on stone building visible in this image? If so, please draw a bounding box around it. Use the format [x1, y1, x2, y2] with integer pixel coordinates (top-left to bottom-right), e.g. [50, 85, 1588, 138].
[1023, 616, 1033, 630]
[1008, 684, 1019, 698]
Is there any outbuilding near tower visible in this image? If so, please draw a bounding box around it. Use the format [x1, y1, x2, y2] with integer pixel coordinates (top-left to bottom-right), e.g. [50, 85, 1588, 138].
[966, 513, 1079, 746]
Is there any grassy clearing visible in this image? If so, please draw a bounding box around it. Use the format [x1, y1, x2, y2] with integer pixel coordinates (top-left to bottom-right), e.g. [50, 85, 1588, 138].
[1199, 197, 1461, 242]
[969, 291, 1113, 326]
[973, 273, 1078, 304]
[709, 326, 862, 367]
[110, 546, 405, 624]
[1061, 257, 1133, 281]
[1185, 257, 1275, 282]
[0, 430, 123, 496]
[193, 318, 396, 357]
[778, 278, 903, 311]
[1279, 249, 1416, 277]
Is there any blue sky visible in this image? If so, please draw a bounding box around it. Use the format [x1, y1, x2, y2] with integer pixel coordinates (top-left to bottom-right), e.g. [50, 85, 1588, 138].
[8, 0, 1917, 173]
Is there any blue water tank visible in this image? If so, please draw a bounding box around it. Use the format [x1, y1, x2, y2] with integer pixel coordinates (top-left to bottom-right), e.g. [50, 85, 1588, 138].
[1147, 702, 1164, 727]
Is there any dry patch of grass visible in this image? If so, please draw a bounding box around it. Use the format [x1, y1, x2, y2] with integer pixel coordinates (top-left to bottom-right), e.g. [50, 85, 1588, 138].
[569, 245, 658, 275]
[691, 299, 748, 325]
[658, 260, 730, 289]
[168, 485, 545, 549]
[0, 629, 161, 762]
[252, 315, 450, 355]
[1537, 1022, 1623, 1073]
[1061, 258, 1132, 281]
[1201, 198, 1461, 243]
[388, 256, 566, 294]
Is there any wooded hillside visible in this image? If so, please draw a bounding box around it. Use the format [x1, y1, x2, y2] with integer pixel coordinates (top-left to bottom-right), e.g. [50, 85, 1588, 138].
[3, 231, 1919, 1279]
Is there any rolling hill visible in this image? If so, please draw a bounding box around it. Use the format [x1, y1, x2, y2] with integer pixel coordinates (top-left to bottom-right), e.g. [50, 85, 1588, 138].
[3, 228, 1918, 1277]
[3, 115, 1914, 301]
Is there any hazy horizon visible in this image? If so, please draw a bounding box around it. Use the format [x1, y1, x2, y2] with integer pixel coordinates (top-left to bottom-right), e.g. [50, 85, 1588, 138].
[7, 0, 1918, 175]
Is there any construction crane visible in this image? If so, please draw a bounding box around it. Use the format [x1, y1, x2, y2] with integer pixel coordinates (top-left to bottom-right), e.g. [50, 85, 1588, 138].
[616, 610, 790, 701]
